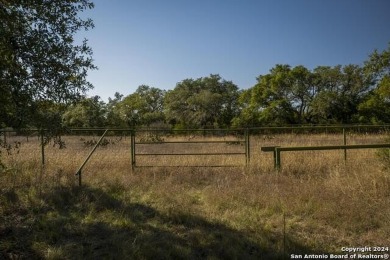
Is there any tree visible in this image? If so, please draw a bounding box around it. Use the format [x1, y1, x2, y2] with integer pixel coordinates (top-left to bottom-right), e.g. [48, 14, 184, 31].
[288, 65, 317, 123]
[235, 65, 316, 126]
[62, 96, 107, 127]
[250, 65, 299, 125]
[135, 85, 166, 126]
[231, 88, 259, 127]
[0, 0, 96, 128]
[309, 66, 343, 123]
[164, 75, 240, 129]
[311, 65, 369, 124]
[358, 43, 390, 123]
[115, 85, 166, 127]
[235, 63, 372, 126]
[105, 92, 126, 127]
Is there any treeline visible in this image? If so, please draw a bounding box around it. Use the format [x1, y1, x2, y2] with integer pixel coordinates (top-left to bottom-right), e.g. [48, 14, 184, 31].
[59, 44, 390, 129]
[2, 45, 390, 130]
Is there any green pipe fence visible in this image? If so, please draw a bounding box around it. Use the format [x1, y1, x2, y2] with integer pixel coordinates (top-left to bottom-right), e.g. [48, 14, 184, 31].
[131, 130, 136, 171]
[40, 131, 45, 165]
[1, 125, 389, 184]
[262, 143, 390, 170]
[130, 128, 249, 169]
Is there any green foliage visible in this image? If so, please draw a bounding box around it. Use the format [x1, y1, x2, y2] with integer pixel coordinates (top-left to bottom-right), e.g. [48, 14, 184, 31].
[235, 65, 315, 126]
[105, 92, 127, 127]
[164, 74, 240, 129]
[359, 44, 390, 123]
[235, 62, 374, 127]
[358, 79, 390, 123]
[0, 0, 96, 128]
[62, 96, 107, 127]
[114, 86, 165, 127]
[311, 65, 369, 123]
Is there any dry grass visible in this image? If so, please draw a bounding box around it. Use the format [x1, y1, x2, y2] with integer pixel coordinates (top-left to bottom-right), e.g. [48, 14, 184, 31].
[0, 132, 389, 259]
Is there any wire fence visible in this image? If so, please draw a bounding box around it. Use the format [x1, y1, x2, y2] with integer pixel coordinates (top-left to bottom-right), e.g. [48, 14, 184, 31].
[1, 125, 389, 185]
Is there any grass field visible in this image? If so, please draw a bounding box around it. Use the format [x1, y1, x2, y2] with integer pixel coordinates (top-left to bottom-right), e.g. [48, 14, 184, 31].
[0, 132, 389, 259]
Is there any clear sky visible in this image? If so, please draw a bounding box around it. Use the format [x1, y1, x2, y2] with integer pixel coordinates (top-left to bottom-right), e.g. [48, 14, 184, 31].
[78, 0, 390, 101]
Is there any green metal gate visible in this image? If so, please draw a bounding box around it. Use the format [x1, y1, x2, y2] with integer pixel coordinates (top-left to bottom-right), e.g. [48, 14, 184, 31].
[130, 129, 250, 169]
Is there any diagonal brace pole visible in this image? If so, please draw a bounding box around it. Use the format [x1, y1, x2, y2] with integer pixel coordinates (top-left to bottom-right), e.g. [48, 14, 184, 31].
[75, 129, 108, 186]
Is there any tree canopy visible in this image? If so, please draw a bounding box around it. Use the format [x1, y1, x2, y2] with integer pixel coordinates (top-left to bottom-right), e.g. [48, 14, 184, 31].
[60, 43, 389, 130]
[164, 74, 240, 129]
[0, 0, 96, 128]
[232, 60, 380, 127]
[358, 44, 390, 123]
[114, 85, 166, 127]
[62, 95, 106, 128]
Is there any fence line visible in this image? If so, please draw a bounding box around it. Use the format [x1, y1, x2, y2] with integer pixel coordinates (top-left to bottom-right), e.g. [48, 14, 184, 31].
[1, 124, 389, 133]
[1, 125, 389, 186]
[130, 129, 249, 170]
[261, 143, 390, 170]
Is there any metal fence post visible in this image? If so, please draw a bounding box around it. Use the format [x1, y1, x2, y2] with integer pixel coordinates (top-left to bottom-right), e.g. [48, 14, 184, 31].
[77, 170, 82, 186]
[245, 129, 250, 166]
[273, 149, 277, 169]
[343, 128, 347, 162]
[275, 147, 281, 170]
[41, 130, 45, 166]
[131, 130, 136, 171]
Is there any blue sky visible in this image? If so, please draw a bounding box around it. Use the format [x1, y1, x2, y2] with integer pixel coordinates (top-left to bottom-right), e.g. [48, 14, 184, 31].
[79, 0, 390, 101]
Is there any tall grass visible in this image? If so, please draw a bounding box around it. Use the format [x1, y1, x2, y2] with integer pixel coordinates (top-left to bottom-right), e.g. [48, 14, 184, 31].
[0, 133, 389, 259]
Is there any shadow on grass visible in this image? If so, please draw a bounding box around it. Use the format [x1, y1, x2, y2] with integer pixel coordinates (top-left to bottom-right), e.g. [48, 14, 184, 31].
[1, 185, 316, 259]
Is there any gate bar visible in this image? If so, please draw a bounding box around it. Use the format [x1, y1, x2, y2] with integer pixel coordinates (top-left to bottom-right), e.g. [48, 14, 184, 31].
[274, 143, 390, 169]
